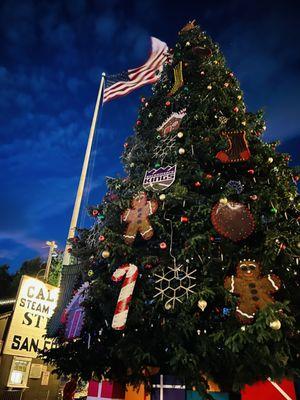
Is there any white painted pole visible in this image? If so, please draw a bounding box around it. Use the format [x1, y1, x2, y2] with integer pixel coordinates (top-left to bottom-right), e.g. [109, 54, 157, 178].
[62, 73, 106, 266]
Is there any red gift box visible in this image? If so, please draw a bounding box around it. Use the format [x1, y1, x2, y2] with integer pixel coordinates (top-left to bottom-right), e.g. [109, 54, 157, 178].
[87, 379, 125, 400]
[241, 378, 296, 400]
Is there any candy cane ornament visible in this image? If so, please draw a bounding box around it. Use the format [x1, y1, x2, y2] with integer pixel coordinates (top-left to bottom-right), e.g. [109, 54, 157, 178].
[111, 263, 139, 330]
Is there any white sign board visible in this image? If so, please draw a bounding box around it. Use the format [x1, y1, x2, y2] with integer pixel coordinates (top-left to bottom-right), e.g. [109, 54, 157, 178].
[30, 363, 43, 379]
[41, 370, 50, 386]
[3, 275, 59, 357]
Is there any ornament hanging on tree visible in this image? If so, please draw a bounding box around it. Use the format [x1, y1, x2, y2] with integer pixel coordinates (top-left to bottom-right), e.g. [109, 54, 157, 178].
[179, 20, 196, 34]
[153, 133, 178, 162]
[226, 180, 244, 194]
[216, 131, 251, 163]
[143, 165, 176, 192]
[224, 260, 281, 324]
[211, 201, 255, 242]
[269, 319, 281, 330]
[154, 264, 196, 309]
[198, 299, 207, 311]
[112, 264, 139, 330]
[65, 282, 89, 339]
[156, 109, 186, 137]
[168, 62, 184, 96]
[122, 192, 158, 245]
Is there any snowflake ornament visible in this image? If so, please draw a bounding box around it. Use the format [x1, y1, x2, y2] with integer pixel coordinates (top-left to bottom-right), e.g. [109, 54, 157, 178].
[86, 219, 105, 249]
[153, 133, 178, 163]
[154, 264, 197, 309]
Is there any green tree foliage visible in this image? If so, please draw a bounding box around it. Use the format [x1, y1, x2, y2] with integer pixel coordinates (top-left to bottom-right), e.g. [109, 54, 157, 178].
[0, 256, 62, 302]
[0, 264, 14, 297]
[43, 22, 300, 394]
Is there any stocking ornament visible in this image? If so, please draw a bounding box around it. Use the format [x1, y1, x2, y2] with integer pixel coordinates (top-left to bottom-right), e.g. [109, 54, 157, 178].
[168, 62, 184, 96]
[216, 131, 251, 163]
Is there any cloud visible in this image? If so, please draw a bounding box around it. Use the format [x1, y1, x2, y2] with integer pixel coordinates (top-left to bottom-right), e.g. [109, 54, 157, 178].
[0, 231, 45, 254]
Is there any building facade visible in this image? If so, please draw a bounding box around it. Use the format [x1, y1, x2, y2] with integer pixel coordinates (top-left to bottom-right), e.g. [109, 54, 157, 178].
[0, 276, 61, 400]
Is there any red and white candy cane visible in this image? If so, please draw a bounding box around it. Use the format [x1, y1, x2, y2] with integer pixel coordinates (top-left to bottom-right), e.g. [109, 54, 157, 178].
[112, 263, 138, 330]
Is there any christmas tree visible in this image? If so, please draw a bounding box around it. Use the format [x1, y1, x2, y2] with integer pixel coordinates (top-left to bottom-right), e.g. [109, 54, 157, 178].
[44, 21, 300, 396]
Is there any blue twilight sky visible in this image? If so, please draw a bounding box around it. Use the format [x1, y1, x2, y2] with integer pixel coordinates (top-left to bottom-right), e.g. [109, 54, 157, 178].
[0, 0, 299, 271]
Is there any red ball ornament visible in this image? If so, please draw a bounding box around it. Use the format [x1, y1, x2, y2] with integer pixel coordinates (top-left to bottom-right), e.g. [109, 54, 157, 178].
[229, 72, 234, 77]
[92, 209, 99, 216]
[285, 156, 290, 161]
[205, 173, 213, 179]
[233, 106, 239, 113]
[160, 242, 167, 249]
[248, 169, 255, 175]
[124, 142, 129, 148]
[136, 120, 142, 126]
[144, 264, 153, 270]
[210, 236, 215, 241]
[165, 101, 171, 107]
[294, 175, 299, 182]
[180, 216, 189, 223]
[141, 97, 146, 103]
[98, 235, 105, 242]
[249, 194, 258, 201]
[194, 181, 201, 187]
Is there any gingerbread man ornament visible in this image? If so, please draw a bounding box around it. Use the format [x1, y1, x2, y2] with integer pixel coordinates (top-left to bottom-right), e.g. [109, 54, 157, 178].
[224, 260, 281, 324]
[122, 192, 158, 245]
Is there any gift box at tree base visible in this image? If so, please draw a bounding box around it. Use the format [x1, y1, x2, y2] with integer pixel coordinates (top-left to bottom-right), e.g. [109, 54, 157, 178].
[125, 383, 150, 400]
[87, 380, 125, 400]
[151, 375, 185, 400]
[187, 392, 229, 400]
[241, 378, 296, 400]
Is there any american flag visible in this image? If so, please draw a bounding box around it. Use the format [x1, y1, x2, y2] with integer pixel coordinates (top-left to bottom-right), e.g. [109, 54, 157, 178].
[103, 37, 168, 103]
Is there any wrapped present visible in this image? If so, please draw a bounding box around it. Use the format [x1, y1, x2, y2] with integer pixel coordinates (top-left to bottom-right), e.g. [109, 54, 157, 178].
[125, 384, 150, 400]
[295, 378, 300, 397]
[241, 378, 296, 400]
[207, 379, 221, 392]
[87, 379, 125, 400]
[187, 391, 229, 399]
[152, 375, 185, 400]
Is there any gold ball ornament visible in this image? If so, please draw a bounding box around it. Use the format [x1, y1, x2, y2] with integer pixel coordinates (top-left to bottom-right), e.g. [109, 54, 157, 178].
[198, 299, 207, 311]
[269, 319, 281, 330]
[165, 302, 172, 310]
[219, 197, 228, 205]
[207, 84, 212, 90]
[177, 131, 184, 138]
[268, 157, 274, 163]
[178, 148, 186, 155]
[237, 95, 242, 100]
[102, 250, 110, 258]
[159, 194, 166, 201]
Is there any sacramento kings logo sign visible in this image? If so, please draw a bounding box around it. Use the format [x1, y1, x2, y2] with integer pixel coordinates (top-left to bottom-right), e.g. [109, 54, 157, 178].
[143, 165, 176, 191]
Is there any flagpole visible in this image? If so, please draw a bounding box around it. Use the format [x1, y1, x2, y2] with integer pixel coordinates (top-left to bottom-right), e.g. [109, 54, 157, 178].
[62, 72, 106, 266]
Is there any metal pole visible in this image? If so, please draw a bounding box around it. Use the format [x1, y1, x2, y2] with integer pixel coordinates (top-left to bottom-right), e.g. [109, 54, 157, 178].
[62, 72, 106, 266]
[45, 240, 57, 282]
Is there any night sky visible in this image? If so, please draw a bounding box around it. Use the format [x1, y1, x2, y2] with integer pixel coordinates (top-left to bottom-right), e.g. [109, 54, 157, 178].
[1, 0, 299, 271]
